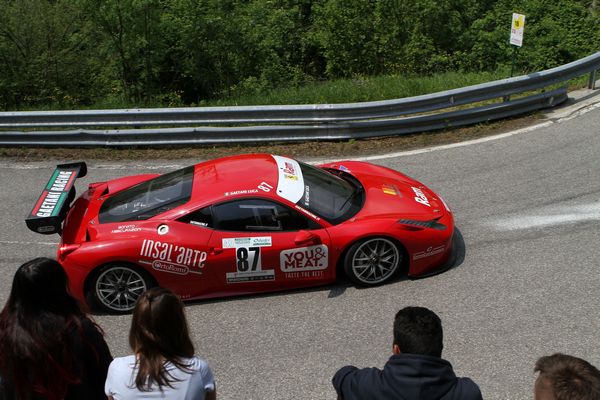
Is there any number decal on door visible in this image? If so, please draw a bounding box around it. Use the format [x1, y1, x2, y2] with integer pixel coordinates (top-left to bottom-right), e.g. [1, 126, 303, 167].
[236, 247, 260, 272]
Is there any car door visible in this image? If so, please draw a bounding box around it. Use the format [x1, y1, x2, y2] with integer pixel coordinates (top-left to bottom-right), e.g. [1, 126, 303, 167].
[139, 208, 218, 301]
[205, 198, 333, 296]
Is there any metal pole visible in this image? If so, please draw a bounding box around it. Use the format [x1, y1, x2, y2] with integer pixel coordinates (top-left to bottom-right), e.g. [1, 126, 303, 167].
[510, 46, 517, 78]
[504, 46, 518, 102]
[588, 69, 597, 89]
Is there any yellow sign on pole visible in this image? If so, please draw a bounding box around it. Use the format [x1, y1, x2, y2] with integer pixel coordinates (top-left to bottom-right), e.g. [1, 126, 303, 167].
[510, 13, 526, 47]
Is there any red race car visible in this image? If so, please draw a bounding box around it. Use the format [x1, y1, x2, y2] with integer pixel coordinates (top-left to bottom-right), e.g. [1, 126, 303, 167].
[26, 154, 454, 313]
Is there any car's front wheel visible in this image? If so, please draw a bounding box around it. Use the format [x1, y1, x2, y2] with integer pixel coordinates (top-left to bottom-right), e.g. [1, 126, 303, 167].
[344, 237, 402, 286]
[90, 263, 154, 313]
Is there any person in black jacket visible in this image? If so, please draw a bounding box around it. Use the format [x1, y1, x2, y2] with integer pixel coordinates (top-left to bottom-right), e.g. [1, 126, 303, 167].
[0, 257, 113, 400]
[332, 306, 482, 400]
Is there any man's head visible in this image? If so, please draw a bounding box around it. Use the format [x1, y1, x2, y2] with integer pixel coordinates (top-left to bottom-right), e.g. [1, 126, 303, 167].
[534, 353, 600, 400]
[393, 306, 443, 358]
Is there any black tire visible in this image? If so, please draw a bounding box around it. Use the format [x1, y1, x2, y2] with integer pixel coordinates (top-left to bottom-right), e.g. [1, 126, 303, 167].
[343, 237, 402, 286]
[89, 263, 154, 313]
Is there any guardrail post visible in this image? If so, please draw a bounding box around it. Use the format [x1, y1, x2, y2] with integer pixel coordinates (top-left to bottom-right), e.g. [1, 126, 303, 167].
[589, 69, 598, 89]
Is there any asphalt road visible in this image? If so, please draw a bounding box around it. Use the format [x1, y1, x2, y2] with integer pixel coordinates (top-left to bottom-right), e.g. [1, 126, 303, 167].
[1, 101, 599, 399]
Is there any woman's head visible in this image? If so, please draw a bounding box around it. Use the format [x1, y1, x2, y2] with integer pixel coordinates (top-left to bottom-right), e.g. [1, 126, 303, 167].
[0, 258, 85, 400]
[129, 287, 195, 390]
[6, 257, 82, 316]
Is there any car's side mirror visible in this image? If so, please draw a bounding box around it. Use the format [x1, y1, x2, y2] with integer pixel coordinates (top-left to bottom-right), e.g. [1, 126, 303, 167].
[294, 230, 320, 246]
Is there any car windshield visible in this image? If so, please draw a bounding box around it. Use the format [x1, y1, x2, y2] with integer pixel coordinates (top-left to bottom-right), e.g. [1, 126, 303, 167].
[297, 162, 362, 224]
[99, 166, 194, 223]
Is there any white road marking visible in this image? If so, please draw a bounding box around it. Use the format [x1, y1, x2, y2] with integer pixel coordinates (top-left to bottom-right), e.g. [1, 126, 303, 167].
[321, 100, 600, 163]
[0, 240, 58, 246]
[490, 203, 600, 231]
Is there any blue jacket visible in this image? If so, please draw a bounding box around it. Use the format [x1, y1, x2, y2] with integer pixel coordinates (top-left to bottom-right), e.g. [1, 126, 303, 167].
[332, 353, 483, 400]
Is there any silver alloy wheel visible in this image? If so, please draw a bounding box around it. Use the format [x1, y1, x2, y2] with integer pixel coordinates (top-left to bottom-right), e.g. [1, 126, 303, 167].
[350, 238, 400, 285]
[95, 266, 148, 312]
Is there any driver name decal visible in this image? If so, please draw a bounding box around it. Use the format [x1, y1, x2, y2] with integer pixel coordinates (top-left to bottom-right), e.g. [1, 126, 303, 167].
[140, 239, 207, 274]
[412, 187, 431, 207]
[280, 245, 328, 273]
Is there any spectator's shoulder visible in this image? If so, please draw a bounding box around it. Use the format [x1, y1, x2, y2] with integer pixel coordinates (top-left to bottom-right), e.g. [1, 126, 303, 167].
[185, 356, 213, 375]
[109, 355, 136, 370]
[456, 376, 483, 400]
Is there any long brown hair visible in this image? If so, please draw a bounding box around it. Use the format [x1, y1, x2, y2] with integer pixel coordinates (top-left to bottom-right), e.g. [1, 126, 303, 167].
[0, 257, 88, 400]
[129, 287, 195, 391]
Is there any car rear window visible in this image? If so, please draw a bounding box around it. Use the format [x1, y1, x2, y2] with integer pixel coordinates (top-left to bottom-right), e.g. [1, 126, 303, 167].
[99, 166, 194, 223]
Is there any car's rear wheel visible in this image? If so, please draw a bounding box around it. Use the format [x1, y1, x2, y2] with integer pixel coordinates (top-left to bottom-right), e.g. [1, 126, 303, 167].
[90, 263, 154, 313]
[344, 237, 402, 286]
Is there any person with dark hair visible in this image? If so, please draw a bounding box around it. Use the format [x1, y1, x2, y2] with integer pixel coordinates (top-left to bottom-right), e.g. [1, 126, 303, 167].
[0, 257, 113, 400]
[534, 353, 600, 400]
[105, 287, 216, 400]
[332, 306, 482, 400]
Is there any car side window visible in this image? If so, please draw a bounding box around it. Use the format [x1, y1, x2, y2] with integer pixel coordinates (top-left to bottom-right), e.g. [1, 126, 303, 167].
[212, 199, 320, 232]
[178, 206, 213, 228]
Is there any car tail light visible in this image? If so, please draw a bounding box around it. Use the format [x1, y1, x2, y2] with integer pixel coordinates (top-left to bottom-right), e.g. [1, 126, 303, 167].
[58, 243, 81, 260]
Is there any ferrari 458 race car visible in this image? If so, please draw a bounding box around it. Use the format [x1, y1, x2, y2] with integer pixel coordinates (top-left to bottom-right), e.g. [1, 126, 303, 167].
[26, 154, 454, 313]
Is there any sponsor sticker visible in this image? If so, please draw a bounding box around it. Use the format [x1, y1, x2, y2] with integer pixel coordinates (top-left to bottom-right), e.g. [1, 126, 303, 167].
[222, 236, 272, 249]
[272, 155, 304, 203]
[382, 184, 398, 196]
[31, 170, 77, 218]
[226, 269, 275, 283]
[295, 205, 321, 221]
[152, 260, 191, 275]
[280, 245, 328, 272]
[111, 224, 142, 234]
[413, 245, 445, 260]
[304, 186, 310, 207]
[140, 239, 207, 272]
[412, 187, 431, 207]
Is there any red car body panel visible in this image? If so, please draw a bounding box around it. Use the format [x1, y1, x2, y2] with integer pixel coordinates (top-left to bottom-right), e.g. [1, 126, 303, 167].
[50, 154, 454, 306]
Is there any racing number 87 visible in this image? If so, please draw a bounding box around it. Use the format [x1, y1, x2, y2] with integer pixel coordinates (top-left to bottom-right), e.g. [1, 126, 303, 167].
[236, 247, 260, 272]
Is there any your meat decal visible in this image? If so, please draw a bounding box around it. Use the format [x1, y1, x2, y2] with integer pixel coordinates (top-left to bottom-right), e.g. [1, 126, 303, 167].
[280, 245, 328, 279]
[139, 239, 207, 275]
[222, 237, 275, 283]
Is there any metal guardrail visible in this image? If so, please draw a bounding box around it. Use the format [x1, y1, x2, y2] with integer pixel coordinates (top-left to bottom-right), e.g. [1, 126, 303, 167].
[0, 51, 598, 146]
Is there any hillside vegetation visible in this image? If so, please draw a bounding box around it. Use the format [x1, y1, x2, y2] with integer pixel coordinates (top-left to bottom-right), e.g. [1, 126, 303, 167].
[0, 0, 598, 110]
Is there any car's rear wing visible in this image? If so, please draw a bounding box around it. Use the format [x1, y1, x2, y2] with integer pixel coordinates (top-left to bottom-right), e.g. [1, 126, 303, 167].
[26, 162, 87, 235]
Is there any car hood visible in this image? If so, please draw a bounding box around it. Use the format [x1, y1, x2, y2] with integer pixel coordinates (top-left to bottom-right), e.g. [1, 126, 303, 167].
[321, 161, 447, 220]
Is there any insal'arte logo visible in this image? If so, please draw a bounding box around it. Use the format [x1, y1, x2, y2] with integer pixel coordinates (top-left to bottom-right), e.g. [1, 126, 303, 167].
[280, 245, 328, 272]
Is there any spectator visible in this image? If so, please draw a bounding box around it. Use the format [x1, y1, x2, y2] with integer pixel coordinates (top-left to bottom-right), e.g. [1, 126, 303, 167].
[105, 287, 216, 400]
[534, 353, 600, 400]
[0, 257, 112, 400]
[332, 306, 482, 400]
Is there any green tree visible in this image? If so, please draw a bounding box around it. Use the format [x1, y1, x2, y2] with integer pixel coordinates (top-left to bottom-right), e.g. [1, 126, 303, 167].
[0, 0, 95, 109]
